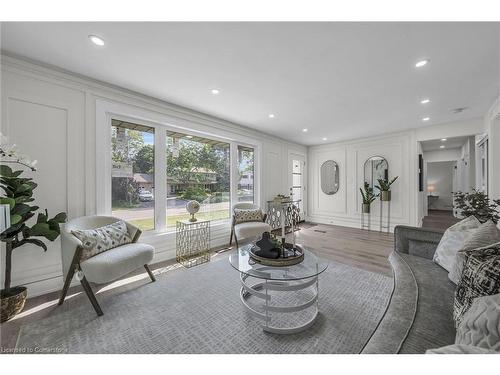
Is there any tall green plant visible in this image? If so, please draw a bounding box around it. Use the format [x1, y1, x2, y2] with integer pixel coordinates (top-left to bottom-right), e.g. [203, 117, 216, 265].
[376, 176, 399, 192]
[360, 182, 378, 205]
[453, 189, 500, 224]
[0, 165, 66, 294]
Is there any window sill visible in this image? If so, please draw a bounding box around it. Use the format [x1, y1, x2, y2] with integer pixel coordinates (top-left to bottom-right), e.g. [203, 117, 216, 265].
[139, 218, 231, 238]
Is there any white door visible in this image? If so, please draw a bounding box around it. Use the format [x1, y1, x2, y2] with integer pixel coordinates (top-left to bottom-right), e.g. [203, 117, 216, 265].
[289, 153, 306, 221]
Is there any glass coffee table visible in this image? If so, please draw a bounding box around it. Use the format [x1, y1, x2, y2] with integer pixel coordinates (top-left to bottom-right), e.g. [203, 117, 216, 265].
[229, 243, 328, 334]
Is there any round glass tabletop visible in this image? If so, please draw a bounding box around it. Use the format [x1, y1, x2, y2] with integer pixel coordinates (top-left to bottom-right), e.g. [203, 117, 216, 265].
[229, 243, 328, 281]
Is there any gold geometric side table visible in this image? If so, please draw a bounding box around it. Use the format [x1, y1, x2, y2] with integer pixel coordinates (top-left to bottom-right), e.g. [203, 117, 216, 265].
[176, 219, 210, 268]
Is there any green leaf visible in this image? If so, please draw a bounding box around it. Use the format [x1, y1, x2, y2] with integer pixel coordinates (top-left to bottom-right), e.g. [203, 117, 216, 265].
[0, 165, 13, 177]
[28, 223, 60, 241]
[11, 203, 31, 216]
[0, 197, 15, 209]
[36, 211, 48, 224]
[10, 214, 22, 225]
[52, 212, 67, 223]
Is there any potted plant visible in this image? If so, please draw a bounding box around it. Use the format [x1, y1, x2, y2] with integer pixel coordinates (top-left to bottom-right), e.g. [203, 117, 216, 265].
[360, 182, 377, 213]
[376, 176, 399, 202]
[453, 189, 500, 223]
[0, 139, 67, 322]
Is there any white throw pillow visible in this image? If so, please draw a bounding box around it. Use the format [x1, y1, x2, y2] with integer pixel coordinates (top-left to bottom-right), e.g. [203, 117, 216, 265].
[456, 293, 500, 352]
[433, 216, 481, 272]
[426, 344, 497, 354]
[449, 221, 500, 284]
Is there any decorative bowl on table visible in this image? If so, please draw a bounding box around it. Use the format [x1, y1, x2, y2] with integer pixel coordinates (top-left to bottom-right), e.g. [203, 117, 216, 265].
[249, 232, 304, 267]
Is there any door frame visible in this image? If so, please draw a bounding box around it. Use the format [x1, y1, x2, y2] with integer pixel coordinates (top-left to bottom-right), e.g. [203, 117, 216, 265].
[288, 151, 307, 220]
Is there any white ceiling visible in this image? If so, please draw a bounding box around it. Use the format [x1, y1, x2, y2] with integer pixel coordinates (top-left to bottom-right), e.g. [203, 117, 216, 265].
[421, 136, 470, 152]
[1, 22, 499, 145]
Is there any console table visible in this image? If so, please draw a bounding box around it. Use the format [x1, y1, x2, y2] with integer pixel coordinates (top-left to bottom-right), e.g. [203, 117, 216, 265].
[176, 219, 210, 268]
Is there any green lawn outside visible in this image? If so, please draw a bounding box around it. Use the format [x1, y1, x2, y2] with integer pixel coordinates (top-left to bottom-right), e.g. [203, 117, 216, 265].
[128, 209, 230, 231]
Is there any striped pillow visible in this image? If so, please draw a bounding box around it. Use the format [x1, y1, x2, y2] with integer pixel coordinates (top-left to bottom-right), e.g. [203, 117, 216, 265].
[449, 221, 500, 284]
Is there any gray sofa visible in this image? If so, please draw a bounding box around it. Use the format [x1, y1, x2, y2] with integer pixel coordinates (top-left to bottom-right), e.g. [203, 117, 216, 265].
[362, 225, 457, 354]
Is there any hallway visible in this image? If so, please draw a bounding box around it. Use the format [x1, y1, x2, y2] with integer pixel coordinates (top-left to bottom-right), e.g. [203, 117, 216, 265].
[422, 209, 460, 231]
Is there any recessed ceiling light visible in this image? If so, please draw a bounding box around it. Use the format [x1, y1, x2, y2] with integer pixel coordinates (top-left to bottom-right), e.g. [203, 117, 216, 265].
[88, 35, 105, 46]
[186, 135, 193, 139]
[441, 138, 447, 142]
[268, 114, 275, 118]
[302, 128, 308, 132]
[322, 137, 328, 141]
[211, 89, 220, 95]
[415, 59, 429, 68]
[440, 145, 445, 149]
[422, 117, 430, 122]
[420, 98, 430, 104]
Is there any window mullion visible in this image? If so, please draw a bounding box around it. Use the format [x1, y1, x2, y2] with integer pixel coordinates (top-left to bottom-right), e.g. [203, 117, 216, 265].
[155, 127, 167, 231]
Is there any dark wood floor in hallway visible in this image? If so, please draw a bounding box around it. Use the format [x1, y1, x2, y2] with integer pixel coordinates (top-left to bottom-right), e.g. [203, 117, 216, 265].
[422, 209, 460, 231]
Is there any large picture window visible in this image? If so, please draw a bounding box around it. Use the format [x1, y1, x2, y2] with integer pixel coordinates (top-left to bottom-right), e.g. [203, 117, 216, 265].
[237, 145, 254, 203]
[111, 120, 155, 231]
[166, 131, 230, 228]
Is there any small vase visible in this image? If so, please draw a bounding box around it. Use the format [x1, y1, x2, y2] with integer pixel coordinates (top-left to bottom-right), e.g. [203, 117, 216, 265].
[362, 203, 371, 214]
[381, 191, 391, 201]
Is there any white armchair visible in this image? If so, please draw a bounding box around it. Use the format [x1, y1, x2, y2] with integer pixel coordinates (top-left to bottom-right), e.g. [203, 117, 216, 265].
[229, 203, 272, 247]
[58, 216, 155, 316]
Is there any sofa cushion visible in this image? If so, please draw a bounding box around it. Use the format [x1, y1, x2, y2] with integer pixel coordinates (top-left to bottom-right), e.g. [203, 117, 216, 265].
[456, 293, 500, 351]
[234, 208, 264, 224]
[72, 220, 132, 261]
[454, 243, 500, 327]
[433, 216, 480, 272]
[449, 221, 500, 284]
[80, 243, 154, 284]
[398, 253, 456, 353]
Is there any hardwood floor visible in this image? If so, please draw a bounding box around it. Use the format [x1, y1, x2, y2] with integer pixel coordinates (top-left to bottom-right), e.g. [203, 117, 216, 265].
[0, 223, 394, 351]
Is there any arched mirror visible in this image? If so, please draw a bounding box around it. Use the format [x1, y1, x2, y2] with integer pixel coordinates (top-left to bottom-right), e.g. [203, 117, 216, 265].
[364, 156, 388, 194]
[320, 160, 339, 195]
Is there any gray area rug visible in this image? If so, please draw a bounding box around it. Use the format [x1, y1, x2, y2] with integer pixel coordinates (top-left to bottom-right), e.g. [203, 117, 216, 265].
[16, 257, 392, 353]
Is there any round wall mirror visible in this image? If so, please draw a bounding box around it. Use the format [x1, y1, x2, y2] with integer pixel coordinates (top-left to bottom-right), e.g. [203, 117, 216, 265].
[364, 156, 388, 194]
[320, 160, 339, 195]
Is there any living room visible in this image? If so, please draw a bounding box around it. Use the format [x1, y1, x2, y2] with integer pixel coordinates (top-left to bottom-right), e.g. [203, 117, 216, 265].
[1, 1, 500, 372]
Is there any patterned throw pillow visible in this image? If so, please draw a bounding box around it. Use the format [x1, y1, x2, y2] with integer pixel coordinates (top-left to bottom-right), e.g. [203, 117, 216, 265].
[456, 293, 500, 352]
[433, 216, 481, 272]
[449, 221, 500, 284]
[234, 208, 263, 224]
[72, 221, 132, 261]
[454, 243, 500, 327]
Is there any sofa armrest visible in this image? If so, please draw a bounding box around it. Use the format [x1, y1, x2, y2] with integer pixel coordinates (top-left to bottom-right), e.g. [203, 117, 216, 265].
[394, 225, 445, 260]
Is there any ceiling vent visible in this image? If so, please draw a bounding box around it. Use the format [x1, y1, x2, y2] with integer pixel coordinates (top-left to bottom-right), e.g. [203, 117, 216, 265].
[452, 107, 468, 114]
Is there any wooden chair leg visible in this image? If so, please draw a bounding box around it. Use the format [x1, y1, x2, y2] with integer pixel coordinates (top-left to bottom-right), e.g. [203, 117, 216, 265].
[234, 233, 239, 249]
[58, 264, 76, 306]
[144, 264, 156, 282]
[229, 228, 234, 246]
[80, 276, 103, 316]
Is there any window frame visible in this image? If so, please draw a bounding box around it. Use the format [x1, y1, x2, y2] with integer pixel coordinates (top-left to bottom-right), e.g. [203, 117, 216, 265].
[96, 99, 261, 234]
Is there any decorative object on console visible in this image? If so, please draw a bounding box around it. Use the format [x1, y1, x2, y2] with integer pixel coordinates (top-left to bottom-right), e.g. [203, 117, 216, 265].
[186, 200, 201, 222]
[453, 243, 500, 326]
[433, 216, 481, 272]
[453, 189, 500, 224]
[448, 221, 500, 284]
[320, 160, 339, 195]
[0, 153, 67, 322]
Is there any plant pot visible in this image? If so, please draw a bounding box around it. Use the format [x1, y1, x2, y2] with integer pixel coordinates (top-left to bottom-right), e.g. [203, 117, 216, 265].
[1, 286, 27, 322]
[380, 191, 391, 201]
[362, 203, 371, 214]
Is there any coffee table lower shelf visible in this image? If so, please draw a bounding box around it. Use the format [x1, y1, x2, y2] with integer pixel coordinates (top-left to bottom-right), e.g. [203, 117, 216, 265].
[239, 271, 320, 334]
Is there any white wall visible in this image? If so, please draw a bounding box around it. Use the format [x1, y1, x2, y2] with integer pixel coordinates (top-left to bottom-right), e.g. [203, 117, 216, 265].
[485, 95, 500, 200]
[308, 132, 416, 231]
[427, 161, 455, 211]
[0, 55, 306, 297]
[424, 148, 461, 163]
